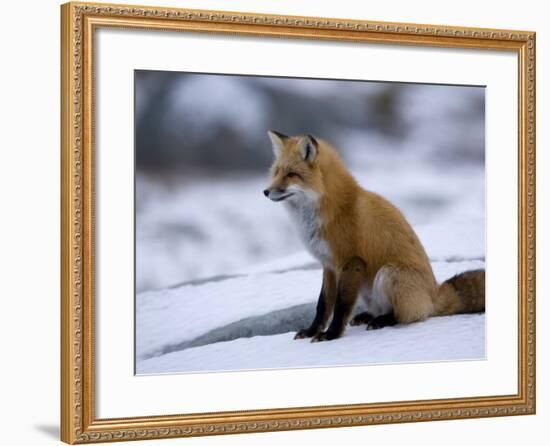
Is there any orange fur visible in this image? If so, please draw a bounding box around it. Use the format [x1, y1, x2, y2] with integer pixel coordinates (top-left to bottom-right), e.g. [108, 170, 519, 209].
[265, 132, 484, 339]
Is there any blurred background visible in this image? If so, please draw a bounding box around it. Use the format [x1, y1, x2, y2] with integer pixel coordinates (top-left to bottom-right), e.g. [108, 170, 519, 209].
[135, 71, 485, 293]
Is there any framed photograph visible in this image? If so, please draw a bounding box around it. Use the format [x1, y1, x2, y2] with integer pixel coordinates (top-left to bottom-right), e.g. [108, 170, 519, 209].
[60, 2, 536, 443]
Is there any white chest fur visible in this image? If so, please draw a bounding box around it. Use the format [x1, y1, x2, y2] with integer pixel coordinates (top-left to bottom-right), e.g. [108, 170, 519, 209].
[284, 200, 332, 268]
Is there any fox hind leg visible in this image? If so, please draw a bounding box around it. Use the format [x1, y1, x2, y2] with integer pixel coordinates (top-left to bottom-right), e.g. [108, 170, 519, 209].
[360, 266, 433, 331]
[382, 265, 435, 325]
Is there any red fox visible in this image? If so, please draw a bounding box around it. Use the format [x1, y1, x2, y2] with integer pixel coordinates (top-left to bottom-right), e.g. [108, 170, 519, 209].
[263, 131, 485, 342]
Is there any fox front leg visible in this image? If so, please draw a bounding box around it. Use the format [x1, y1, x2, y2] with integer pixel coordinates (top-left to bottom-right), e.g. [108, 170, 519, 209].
[294, 269, 336, 339]
[312, 257, 367, 342]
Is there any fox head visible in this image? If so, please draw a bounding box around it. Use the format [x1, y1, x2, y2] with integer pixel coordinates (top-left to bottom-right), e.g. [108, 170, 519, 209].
[263, 131, 324, 204]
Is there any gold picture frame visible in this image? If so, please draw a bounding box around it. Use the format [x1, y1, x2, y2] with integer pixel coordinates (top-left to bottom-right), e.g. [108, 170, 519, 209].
[60, 2, 536, 443]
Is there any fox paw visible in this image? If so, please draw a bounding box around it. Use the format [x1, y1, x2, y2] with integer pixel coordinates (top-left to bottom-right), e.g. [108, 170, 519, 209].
[366, 323, 382, 331]
[294, 328, 315, 340]
[366, 314, 397, 330]
[311, 331, 339, 342]
[350, 311, 374, 326]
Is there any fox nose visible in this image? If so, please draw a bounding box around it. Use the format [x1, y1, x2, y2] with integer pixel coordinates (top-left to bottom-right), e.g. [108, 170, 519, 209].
[263, 189, 270, 197]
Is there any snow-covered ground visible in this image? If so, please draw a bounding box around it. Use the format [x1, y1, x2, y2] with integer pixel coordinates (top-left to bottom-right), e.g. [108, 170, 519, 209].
[138, 313, 485, 374]
[136, 252, 485, 375]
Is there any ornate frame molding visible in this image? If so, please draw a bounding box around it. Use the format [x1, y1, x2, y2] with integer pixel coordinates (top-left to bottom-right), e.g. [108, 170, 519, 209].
[60, 2, 536, 444]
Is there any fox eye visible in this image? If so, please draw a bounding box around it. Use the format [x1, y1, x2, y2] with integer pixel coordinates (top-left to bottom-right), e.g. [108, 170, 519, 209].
[286, 172, 299, 179]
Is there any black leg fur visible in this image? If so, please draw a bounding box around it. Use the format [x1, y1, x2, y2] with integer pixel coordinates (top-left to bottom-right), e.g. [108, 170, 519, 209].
[294, 289, 326, 339]
[350, 311, 375, 326]
[312, 257, 367, 342]
[367, 313, 397, 330]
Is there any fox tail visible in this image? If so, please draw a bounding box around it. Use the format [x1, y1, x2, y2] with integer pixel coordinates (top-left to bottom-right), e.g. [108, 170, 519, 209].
[433, 269, 485, 316]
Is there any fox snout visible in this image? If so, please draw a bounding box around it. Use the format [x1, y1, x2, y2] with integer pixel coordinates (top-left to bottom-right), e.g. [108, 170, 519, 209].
[263, 187, 293, 202]
[263, 187, 285, 197]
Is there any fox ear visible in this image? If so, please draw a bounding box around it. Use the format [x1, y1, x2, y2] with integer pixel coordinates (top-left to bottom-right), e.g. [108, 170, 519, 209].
[298, 134, 318, 162]
[267, 130, 288, 156]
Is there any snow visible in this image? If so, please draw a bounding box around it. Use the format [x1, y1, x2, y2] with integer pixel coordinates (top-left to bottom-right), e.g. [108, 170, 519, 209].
[136, 163, 484, 292]
[135, 164, 486, 375]
[135, 174, 302, 292]
[168, 76, 268, 134]
[135, 162, 486, 375]
[134, 75, 485, 376]
[136, 268, 321, 361]
[135, 79, 485, 293]
[138, 314, 485, 374]
[136, 255, 485, 374]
